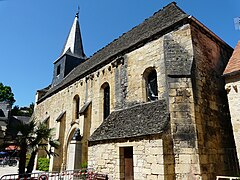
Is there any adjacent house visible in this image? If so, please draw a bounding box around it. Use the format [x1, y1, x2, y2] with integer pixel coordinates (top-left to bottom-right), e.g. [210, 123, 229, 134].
[0, 102, 11, 144]
[224, 41, 240, 172]
[0, 101, 31, 147]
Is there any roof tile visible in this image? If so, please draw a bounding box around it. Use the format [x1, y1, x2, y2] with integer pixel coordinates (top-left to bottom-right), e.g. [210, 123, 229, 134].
[38, 2, 189, 103]
[224, 41, 240, 76]
[89, 99, 169, 142]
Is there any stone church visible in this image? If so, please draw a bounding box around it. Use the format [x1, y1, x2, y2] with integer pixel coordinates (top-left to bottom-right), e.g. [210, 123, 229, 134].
[34, 2, 239, 179]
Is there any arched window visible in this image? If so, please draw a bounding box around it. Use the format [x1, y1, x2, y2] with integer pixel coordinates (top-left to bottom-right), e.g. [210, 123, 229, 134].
[73, 95, 80, 120]
[143, 68, 158, 101]
[101, 83, 110, 119]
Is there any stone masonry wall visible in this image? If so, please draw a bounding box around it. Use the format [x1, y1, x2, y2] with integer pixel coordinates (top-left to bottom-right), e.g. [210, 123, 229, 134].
[34, 35, 168, 171]
[88, 138, 164, 180]
[225, 74, 240, 169]
[34, 22, 233, 179]
[164, 24, 202, 179]
[191, 25, 238, 178]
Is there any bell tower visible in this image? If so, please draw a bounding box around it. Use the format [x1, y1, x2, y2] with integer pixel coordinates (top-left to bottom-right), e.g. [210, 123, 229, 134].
[52, 11, 86, 86]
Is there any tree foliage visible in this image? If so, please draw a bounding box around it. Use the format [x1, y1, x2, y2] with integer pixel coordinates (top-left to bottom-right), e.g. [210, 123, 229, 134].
[0, 82, 15, 105]
[11, 103, 34, 117]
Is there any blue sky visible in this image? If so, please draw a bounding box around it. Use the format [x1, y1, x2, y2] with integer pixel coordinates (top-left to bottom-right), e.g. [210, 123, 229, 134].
[0, 0, 239, 107]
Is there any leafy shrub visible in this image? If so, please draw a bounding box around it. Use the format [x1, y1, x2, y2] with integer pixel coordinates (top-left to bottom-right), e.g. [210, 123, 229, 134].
[25, 154, 31, 167]
[81, 162, 88, 168]
[37, 158, 49, 172]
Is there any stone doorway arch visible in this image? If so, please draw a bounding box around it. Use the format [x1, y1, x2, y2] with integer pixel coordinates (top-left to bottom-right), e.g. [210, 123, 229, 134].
[61, 102, 92, 171]
[62, 124, 82, 170]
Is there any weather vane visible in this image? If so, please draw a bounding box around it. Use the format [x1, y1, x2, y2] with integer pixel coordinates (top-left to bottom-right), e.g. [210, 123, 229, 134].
[76, 5, 80, 17]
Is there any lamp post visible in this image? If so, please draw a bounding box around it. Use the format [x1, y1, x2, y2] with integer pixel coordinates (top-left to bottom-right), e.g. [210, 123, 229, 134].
[17, 131, 22, 137]
[16, 130, 28, 176]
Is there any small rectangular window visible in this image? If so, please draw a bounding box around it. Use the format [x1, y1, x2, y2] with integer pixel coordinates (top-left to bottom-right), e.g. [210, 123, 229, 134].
[57, 65, 61, 76]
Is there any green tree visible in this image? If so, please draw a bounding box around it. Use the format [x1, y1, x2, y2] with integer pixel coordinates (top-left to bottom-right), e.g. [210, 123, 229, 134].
[11, 105, 21, 116]
[26, 122, 59, 174]
[16, 120, 35, 175]
[28, 103, 34, 116]
[12, 103, 35, 117]
[0, 82, 15, 105]
[15, 120, 59, 175]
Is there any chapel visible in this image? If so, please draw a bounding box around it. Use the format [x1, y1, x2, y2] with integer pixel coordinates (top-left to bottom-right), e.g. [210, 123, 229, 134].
[34, 2, 239, 179]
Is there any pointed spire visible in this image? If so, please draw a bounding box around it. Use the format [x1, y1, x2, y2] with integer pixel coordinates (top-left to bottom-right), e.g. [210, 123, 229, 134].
[61, 9, 86, 59]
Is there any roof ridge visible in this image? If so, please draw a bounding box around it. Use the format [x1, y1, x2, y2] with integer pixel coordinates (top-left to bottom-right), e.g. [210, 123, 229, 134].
[89, 2, 184, 59]
[37, 2, 190, 103]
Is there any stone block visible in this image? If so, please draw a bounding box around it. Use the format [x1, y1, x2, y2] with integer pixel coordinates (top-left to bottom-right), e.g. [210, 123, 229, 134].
[146, 155, 157, 164]
[150, 147, 162, 155]
[178, 154, 191, 164]
[134, 166, 141, 173]
[156, 155, 164, 164]
[142, 168, 151, 175]
[168, 89, 177, 96]
[175, 164, 190, 174]
[137, 159, 144, 167]
[102, 153, 109, 160]
[134, 172, 143, 179]
[147, 174, 158, 180]
[136, 145, 145, 151]
[151, 164, 164, 175]
[199, 154, 208, 164]
[157, 175, 165, 180]
[97, 160, 105, 166]
[166, 164, 175, 174]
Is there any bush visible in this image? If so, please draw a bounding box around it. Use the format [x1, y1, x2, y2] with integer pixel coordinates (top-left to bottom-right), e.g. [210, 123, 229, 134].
[37, 158, 49, 172]
[25, 154, 31, 167]
[81, 162, 88, 169]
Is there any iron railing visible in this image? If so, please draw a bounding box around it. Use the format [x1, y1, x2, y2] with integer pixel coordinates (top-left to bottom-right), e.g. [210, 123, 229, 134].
[0, 169, 108, 180]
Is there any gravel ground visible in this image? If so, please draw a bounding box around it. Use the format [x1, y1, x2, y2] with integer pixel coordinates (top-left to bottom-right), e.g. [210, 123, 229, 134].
[0, 162, 44, 179]
[0, 164, 18, 178]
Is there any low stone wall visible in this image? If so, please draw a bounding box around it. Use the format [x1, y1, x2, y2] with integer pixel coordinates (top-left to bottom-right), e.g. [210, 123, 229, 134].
[88, 138, 164, 180]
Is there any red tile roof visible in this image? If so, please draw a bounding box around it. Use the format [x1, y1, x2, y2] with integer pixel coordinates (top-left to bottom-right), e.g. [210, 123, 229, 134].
[224, 41, 240, 76]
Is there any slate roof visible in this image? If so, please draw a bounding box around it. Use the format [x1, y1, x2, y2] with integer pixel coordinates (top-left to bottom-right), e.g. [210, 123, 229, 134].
[13, 116, 31, 124]
[0, 120, 7, 127]
[0, 117, 7, 121]
[37, 2, 189, 103]
[79, 101, 92, 115]
[89, 99, 169, 142]
[56, 111, 66, 122]
[60, 12, 86, 60]
[224, 41, 240, 76]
